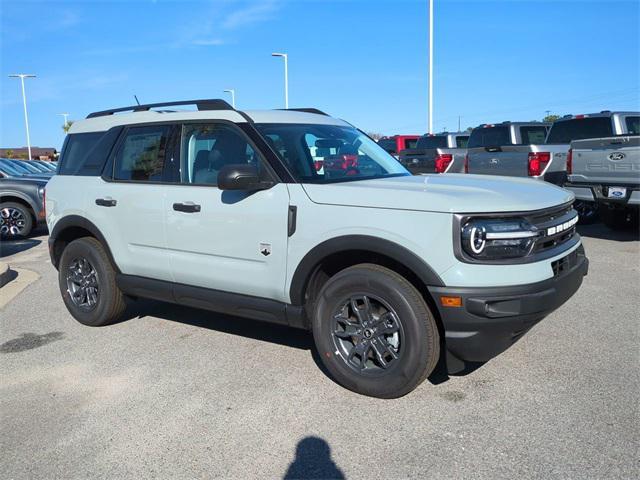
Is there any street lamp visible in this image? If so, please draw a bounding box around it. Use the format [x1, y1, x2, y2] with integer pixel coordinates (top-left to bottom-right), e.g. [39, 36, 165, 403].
[223, 89, 236, 108]
[428, 0, 434, 134]
[271, 52, 289, 109]
[58, 113, 70, 128]
[8, 74, 36, 160]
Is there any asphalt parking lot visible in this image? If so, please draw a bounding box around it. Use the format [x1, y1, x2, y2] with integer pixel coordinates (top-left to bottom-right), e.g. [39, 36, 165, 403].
[1, 224, 638, 479]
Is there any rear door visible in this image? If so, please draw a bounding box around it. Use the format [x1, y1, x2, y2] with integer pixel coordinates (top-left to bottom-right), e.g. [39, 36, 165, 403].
[164, 122, 290, 302]
[90, 124, 174, 281]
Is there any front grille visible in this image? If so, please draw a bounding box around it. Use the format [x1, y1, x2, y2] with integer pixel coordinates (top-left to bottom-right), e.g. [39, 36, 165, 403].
[528, 204, 578, 255]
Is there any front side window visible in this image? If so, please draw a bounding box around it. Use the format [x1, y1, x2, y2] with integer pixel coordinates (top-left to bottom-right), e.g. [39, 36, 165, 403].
[255, 123, 409, 184]
[113, 126, 168, 182]
[180, 123, 261, 186]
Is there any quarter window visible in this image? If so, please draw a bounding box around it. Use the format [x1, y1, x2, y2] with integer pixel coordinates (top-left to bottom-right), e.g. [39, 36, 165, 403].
[520, 126, 548, 145]
[180, 124, 260, 186]
[113, 126, 169, 182]
[625, 116, 639, 135]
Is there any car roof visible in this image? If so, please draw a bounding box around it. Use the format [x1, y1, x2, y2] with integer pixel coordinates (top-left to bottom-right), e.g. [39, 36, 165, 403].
[69, 108, 350, 134]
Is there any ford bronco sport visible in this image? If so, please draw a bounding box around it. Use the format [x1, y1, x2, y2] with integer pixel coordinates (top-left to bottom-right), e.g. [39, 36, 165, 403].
[46, 100, 588, 398]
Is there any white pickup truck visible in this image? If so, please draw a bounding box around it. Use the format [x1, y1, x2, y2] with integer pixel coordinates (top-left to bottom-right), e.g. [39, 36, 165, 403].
[564, 113, 639, 230]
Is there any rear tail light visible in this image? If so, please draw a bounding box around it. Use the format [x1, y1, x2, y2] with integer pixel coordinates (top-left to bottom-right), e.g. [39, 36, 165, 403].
[314, 160, 324, 171]
[434, 154, 453, 173]
[566, 148, 572, 174]
[464, 153, 469, 173]
[528, 152, 551, 177]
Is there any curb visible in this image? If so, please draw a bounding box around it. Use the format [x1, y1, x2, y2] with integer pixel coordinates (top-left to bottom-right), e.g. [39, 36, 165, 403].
[0, 262, 11, 288]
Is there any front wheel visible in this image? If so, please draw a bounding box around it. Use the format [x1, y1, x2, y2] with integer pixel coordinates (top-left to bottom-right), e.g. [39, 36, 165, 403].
[0, 202, 34, 239]
[312, 264, 440, 398]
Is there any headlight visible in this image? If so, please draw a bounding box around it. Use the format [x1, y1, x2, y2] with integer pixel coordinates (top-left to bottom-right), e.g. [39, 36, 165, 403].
[461, 218, 539, 260]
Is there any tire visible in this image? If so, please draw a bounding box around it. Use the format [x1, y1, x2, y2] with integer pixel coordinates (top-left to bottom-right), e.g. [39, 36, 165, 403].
[58, 237, 126, 326]
[312, 264, 440, 398]
[0, 202, 34, 239]
[574, 200, 599, 225]
[600, 207, 640, 231]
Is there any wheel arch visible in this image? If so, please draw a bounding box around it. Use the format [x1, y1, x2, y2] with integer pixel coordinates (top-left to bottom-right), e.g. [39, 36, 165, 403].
[289, 235, 445, 307]
[0, 193, 38, 222]
[49, 215, 119, 272]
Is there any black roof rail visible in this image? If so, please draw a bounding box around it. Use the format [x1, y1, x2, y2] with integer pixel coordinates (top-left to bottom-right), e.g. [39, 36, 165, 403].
[282, 108, 330, 116]
[86, 99, 234, 119]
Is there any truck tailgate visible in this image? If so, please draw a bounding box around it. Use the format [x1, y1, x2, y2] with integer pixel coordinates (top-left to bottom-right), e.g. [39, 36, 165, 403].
[466, 146, 531, 177]
[569, 136, 640, 185]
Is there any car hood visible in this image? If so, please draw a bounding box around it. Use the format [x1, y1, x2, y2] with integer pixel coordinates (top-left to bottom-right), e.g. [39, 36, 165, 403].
[301, 174, 574, 213]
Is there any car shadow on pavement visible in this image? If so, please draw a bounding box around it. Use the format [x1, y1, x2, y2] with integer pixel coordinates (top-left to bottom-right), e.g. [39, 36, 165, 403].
[0, 238, 42, 258]
[120, 298, 452, 387]
[577, 223, 640, 242]
[283, 436, 345, 480]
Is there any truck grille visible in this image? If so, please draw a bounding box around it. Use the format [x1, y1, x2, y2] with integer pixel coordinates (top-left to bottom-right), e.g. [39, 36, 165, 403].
[528, 204, 578, 255]
[551, 247, 579, 276]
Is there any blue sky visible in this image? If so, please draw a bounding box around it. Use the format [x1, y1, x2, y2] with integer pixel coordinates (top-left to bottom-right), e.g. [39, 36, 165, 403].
[1, 0, 639, 149]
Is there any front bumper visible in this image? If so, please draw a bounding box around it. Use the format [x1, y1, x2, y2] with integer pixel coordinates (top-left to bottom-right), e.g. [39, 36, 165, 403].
[428, 245, 588, 371]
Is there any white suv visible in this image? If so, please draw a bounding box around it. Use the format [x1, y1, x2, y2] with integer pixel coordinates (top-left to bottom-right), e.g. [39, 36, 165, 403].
[46, 99, 588, 398]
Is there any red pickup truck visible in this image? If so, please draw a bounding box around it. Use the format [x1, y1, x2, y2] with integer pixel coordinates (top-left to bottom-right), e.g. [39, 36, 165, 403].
[377, 135, 420, 158]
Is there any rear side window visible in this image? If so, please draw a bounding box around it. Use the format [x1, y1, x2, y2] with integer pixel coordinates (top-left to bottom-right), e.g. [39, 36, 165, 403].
[416, 136, 447, 149]
[113, 126, 169, 182]
[59, 129, 122, 176]
[467, 126, 511, 148]
[455, 136, 469, 148]
[625, 116, 639, 135]
[520, 126, 547, 145]
[404, 139, 418, 149]
[546, 117, 613, 144]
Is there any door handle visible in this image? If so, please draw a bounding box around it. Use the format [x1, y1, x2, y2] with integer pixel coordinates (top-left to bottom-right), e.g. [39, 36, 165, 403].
[173, 202, 201, 213]
[95, 197, 117, 207]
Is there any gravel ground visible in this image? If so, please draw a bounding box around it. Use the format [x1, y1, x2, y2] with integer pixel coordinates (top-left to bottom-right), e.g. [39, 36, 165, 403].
[1, 224, 638, 479]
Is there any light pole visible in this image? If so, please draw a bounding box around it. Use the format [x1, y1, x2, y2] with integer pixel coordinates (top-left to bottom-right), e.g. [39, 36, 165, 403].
[271, 52, 289, 109]
[428, 0, 434, 134]
[58, 113, 70, 129]
[223, 89, 236, 108]
[9, 74, 36, 160]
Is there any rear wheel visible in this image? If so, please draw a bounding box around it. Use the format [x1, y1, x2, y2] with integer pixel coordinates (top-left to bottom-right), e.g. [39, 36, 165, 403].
[58, 237, 127, 326]
[312, 264, 440, 398]
[0, 202, 33, 239]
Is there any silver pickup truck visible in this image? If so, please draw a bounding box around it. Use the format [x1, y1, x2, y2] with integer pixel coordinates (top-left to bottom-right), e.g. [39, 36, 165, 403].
[398, 132, 469, 174]
[465, 121, 555, 180]
[563, 114, 639, 230]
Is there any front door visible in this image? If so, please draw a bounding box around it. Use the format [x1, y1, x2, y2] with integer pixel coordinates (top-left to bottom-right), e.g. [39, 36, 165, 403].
[164, 122, 290, 303]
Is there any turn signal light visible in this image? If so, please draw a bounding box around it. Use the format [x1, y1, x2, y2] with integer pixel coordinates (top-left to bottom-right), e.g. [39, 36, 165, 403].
[440, 296, 462, 307]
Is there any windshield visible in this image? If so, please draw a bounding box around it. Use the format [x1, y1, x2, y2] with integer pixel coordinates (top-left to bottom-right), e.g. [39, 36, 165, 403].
[546, 117, 613, 144]
[416, 136, 447, 149]
[255, 124, 410, 184]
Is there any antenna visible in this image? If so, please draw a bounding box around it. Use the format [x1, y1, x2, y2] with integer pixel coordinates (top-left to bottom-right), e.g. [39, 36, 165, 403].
[134, 95, 141, 106]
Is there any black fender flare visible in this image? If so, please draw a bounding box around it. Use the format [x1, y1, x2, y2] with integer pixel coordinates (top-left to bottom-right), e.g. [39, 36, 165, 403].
[49, 215, 120, 272]
[289, 235, 445, 305]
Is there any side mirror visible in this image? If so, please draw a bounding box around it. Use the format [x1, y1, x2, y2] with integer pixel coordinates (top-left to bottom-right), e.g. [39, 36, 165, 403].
[217, 164, 274, 191]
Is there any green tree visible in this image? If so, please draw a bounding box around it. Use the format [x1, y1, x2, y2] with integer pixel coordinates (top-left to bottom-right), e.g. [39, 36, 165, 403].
[5, 149, 13, 158]
[62, 120, 75, 133]
[543, 114, 561, 123]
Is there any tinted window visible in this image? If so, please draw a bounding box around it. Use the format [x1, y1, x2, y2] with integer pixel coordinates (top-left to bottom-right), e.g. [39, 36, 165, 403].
[416, 136, 447, 149]
[405, 139, 418, 149]
[377, 139, 397, 153]
[520, 126, 548, 145]
[59, 130, 121, 176]
[181, 124, 260, 186]
[455, 136, 469, 148]
[625, 116, 640, 135]
[113, 126, 169, 182]
[467, 126, 511, 148]
[546, 117, 613, 144]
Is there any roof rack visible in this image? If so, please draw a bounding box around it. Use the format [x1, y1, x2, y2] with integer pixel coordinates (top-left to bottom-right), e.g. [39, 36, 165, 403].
[281, 108, 329, 116]
[86, 99, 234, 119]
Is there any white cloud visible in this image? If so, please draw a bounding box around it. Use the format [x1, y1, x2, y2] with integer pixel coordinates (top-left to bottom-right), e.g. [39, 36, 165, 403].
[222, 0, 281, 30]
